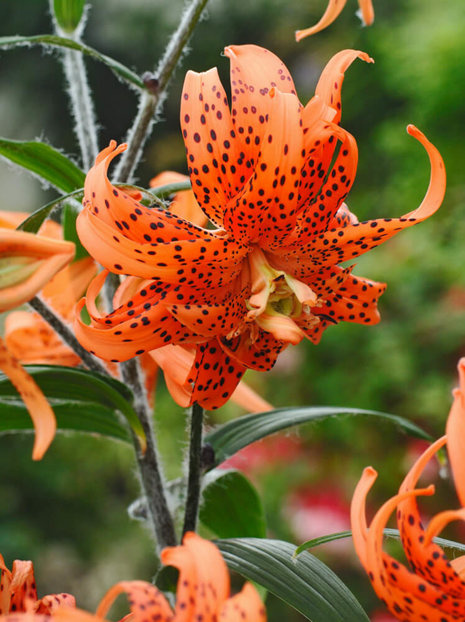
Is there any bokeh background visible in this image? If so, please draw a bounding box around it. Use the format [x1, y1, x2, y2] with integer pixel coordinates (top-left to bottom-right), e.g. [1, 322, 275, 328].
[1, 0, 465, 619]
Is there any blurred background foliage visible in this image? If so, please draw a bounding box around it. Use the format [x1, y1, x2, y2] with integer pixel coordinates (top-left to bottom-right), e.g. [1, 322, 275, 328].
[1, 0, 465, 619]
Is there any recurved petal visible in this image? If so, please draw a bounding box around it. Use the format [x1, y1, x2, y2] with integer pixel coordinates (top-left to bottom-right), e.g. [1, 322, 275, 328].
[34, 594, 75, 614]
[181, 68, 245, 227]
[96, 581, 173, 622]
[41, 257, 97, 318]
[0, 230, 75, 312]
[284, 126, 446, 269]
[446, 358, 465, 507]
[223, 89, 304, 247]
[296, 0, 374, 41]
[219, 330, 285, 372]
[0, 337, 56, 460]
[188, 340, 247, 410]
[219, 583, 266, 621]
[161, 532, 230, 621]
[313, 50, 373, 124]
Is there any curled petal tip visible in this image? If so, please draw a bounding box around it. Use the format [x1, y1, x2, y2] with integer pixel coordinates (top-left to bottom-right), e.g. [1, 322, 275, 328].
[363, 465, 378, 478]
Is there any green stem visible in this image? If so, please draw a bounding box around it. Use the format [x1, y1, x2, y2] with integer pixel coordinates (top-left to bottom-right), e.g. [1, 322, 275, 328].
[182, 402, 205, 535]
[114, 0, 210, 182]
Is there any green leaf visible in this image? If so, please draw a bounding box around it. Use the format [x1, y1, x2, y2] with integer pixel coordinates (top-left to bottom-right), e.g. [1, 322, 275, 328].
[0, 139, 85, 193]
[0, 365, 145, 447]
[62, 203, 89, 260]
[295, 528, 465, 556]
[217, 538, 369, 621]
[205, 406, 433, 468]
[52, 0, 85, 33]
[0, 35, 144, 90]
[200, 469, 266, 538]
[17, 190, 84, 233]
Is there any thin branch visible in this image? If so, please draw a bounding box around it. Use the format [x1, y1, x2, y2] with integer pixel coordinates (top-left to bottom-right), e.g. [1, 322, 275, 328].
[182, 401, 204, 535]
[28, 296, 109, 376]
[114, 0, 210, 182]
[121, 358, 177, 549]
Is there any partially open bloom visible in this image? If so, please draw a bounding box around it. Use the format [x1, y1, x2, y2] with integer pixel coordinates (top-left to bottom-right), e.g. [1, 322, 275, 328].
[351, 358, 465, 621]
[0, 551, 75, 614]
[75, 45, 445, 409]
[296, 0, 374, 41]
[0, 220, 75, 459]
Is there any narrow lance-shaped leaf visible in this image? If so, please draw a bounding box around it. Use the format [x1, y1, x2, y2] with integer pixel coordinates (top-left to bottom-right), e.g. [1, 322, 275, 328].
[0, 139, 85, 193]
[217, 538, 369, 621]
[200, 469, 267, 538]
[17, 190, 84, 234]
[0, 35, 144, 90]
[205, 406, 433, 468]
[0, 365, 145, 449]
[62, 203, 89, 261]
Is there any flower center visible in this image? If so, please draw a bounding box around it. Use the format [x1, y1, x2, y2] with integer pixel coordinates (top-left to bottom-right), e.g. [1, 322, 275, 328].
[245, 247, 319, 344]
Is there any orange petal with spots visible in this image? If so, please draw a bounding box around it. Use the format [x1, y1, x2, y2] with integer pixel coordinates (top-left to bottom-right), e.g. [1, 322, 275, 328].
[219, 583, 266, 622]
[161, 532, 230, 621]
[0, 229, 75, 312]
[96, 581, 173, 622]
[296, 0, 374, 41]
[34, 594, 75, 614]
[0, 337, 56, 460]
[446, 358, 465, 507]
[150, 171, 208, 227]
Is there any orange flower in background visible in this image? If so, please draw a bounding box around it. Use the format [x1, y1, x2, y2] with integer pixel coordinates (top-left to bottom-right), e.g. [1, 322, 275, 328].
[26, 533, 264, 622]
[150, 171, 208, 227]
[0, 220, 75, 459]
[296, 0, 374, 41]
[351, 358, 465, 621]
[75, 45, 445, 409]
[0, 551, 75, 614]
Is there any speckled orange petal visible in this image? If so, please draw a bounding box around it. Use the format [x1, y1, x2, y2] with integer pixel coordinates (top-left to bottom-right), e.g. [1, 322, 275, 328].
[284, 126, 445, 268]
[327, 202, 359, 228]
[397, 436, 465, 599]
[0, 337, 56, 460]
[161, 532, 230, 621]
[188, 340, 247, 410]
[150, 172, 208, 228]
[0, 229, 75, 312]
[9, 561, 37, 612]
[296, 0, 374, 41]
[34, 594, 75, 614]
[96, 581, 173, 622]
[311, 274, 385, 326]
[223, 89, 303, 248]
[446, 358, 465, 507]
[219, 330, 285, 372]
[53, 609, 105, 622]
[314, 50, 374, 124]
[224, 45, 297, 171]
[78, 209, 247, 289]
[219, 583, 266, 621]
[181, 69, 244, 227]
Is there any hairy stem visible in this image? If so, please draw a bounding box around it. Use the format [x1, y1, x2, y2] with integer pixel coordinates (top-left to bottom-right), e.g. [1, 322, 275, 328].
[114, 0, 210, 182]
[182, 402, 204, 535]
[121, 358, 177, 549]
[28, 296, 109, 376]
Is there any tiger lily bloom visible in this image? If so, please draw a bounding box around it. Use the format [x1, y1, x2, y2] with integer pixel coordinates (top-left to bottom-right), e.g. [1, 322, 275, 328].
[296, 0, 374, 41]
[351, 358, 465, 621]
[75, 45, 445, 409]
[0, 224, 75, 459]
[0, 551, 75, 614]
[44, 533, 265, 622]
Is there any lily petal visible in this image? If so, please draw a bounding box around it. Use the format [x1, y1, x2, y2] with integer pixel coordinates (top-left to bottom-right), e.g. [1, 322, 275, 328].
[0, 337, 56, 460]
[445, 358, 465, 507]
[219, 583, 266, 622]
[296, 0, 375, 41]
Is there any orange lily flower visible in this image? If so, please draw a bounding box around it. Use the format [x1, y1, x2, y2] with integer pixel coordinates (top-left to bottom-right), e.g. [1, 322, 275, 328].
[351, 358, 465, 621]
[74, 45, 445, 409]
[296, 0, 374, 41]
[0, 551, 75, 614]
[0, 223, 75, 459]
[5, 533, 265, 622]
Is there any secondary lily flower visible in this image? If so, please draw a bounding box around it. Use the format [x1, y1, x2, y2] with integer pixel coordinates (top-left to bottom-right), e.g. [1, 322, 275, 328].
[0, 223, 75, 459]
[351, 358, 465, 621]
[296, 0, 374, 41]
[150, 171, 208, 227]
[0, 551, 75, 614]
[75, 45, 445, 409]
[40, 533, 264, 622]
